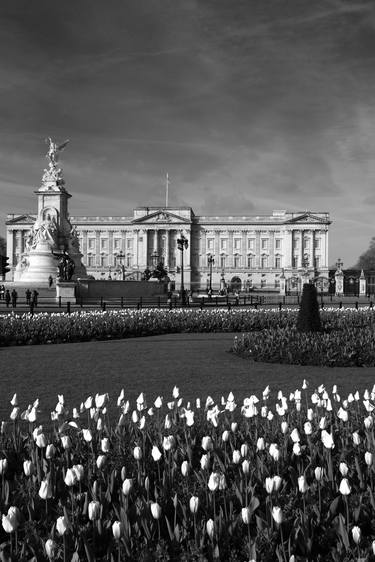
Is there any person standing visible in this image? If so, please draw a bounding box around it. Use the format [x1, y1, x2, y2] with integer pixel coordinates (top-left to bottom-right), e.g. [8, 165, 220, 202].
[25, 288, 31, 305]
[11, 289, 18, 308]
[5, 290, 10, 308]
[48, 275, 53, 288]
[0, 285, 5, 300]
[32, 289, 39, 307]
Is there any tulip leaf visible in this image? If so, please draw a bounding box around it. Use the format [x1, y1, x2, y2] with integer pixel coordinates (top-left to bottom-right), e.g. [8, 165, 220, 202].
[329, 496, 340, 516]
[336, 513, 349, 550]
[164, 516, 174, 541]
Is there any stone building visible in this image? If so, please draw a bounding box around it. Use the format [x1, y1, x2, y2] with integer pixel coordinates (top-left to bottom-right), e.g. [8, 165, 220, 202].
[6, 206, 331, 292]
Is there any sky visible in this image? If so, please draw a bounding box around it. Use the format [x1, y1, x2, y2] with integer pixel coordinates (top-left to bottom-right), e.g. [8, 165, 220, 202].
[1, 0, 375, 267]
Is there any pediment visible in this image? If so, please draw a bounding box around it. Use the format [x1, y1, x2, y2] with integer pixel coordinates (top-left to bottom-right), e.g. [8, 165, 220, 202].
[132, 210, 191, 224]
[286, 212, 330, 225]
[6, 214, 36, 225]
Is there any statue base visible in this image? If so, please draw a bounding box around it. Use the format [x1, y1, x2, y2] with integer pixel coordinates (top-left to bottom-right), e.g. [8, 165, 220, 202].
[56, 281, 76, 303]
[18, 242, 58, 283]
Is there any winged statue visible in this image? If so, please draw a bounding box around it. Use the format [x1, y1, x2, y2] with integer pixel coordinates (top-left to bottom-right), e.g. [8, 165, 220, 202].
[45, 137, 70, 166]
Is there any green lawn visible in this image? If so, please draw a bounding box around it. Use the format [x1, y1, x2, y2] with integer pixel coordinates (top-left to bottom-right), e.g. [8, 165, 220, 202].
[0, 332, 374, 424]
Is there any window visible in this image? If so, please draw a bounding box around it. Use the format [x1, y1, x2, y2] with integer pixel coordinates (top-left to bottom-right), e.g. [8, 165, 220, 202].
[234, 239, 241, 251]
[293, 256, 298, 268]
[220, 256, 226, 268]
[100, 238, 108, 251]
[261, 279, 266, 288]
[220, 239, 227, 251]
[261, 255, 268, 268]
[275, 256, 281, 268]
[114, 238, 121, 250]
[275, 239, 281, 250]
[207, 239, 214, 251]
[234, 255, 241, 268]
[314, 238, 320, 249]
[275, 279, 280, 288]
[126, 255, 132, 267]
[304, 237, 310, 250]
[126, 239, 133, 250]
[247, 238, 255, 250]
[87, 256, 95, 267]
[247, 255, 255, 268]
[88, 238, 95, 250]
[261, 239, 268, 250]
[314, 256, 320, 269]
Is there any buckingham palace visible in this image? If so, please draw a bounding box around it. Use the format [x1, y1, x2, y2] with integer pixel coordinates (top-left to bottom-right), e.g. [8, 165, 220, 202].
[6, 205, 331, 292]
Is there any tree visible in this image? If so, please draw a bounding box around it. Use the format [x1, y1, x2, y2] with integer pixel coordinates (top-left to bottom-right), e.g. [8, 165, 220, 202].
[296, 283, 321, 333]
[0, 236, 5, 255]
[152, 262, 168, 281]
[354, 237, 375, 270]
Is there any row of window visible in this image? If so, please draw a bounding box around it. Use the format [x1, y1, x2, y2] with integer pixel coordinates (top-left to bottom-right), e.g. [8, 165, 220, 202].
[86, 238, 133, 251]
[206, 238, 321, 252]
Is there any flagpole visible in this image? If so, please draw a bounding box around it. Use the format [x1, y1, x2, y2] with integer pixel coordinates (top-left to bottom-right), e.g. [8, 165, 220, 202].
[165, 173, 169, 208]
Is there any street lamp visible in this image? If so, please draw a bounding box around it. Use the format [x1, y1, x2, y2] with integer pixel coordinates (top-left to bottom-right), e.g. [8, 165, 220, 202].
[207, 254, 215, 293]
[117, 251, 126, 280]
[177, 233, 189, 304]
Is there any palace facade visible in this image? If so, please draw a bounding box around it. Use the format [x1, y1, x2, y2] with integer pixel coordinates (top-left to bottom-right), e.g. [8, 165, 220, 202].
[6, 206, 331, 292]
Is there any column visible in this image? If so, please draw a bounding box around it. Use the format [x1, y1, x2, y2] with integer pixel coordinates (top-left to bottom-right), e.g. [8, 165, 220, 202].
[140, 229, 147, 268]
[96, 230, 101, 268]
[81, 230, 88, 265]
[214, 230, 220, 260]
[255, 231, 261, 268]
[269, 230, 275, 269]
[165, 230, 170, 268]
[300, 229, 304, 268]
[185, 229, 191, 268]
[133, 230, 139, 267]
[229, 231, 234, 268]
[311, 230, 316, 270]
[7, 230, 14, 270]
[201, 229, 207, 268]
[108, 230, 114, 265]
[242, 230, 247, 268]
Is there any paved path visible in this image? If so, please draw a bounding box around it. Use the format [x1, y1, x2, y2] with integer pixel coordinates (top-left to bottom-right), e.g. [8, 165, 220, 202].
[1, 333, 374, 422]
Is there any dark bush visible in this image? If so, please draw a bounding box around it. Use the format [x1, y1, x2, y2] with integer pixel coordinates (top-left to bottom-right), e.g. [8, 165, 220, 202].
[296, 283, 321, 333]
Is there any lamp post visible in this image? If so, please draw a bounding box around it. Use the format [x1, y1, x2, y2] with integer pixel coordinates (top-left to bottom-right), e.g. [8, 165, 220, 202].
[177, 233, 189, 304]
[336, 257, 343, 271]
[208, 254, 215, 293]
[117, 251, 125, 280]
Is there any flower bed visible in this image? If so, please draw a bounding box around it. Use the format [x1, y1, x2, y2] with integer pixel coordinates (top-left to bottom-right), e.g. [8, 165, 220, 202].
[1, 383, 375, 560]
[231, 308, 375, 367]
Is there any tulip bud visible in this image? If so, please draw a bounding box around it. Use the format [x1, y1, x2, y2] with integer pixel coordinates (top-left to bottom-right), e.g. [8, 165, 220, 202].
[88, 500, 100, 521]
[122, 478, 133, 496]
[154, 396, 163, 409]
[256, 437, 265, 451]
[222, 430, 230, 442]
[164, 414, 172, 429]
[206, 518, 215, 539]
[0, 459, 8, 475]
[365, 451, 373, 466]
[101, 438, 110, 453]
[273, 475, 283, 491]
[242, 459, 250, 475]
[265, 477, 274, 494]
[73, 464, 84, 482]
[45, 538, 57, 559]
[240, 443, 249, 457]
[181, 460, 189, 476]
[64, 468, 77, 487]
[39, 479, 53, 499]
[272, 506, 283, 525]
[61, 435, 71, 450]
[200, 453, 209, 470]
[10, 393, 18, 407]
[172, 386, 179, 399]
[189, 495, 199, 514]
[46, 444, 56, 459]
[241, 507, 251, 524]
[290, 428, 300, 443]
[10, 407, 19, 421]
[23, 460, 34, 476]
[314, 466, 324, 481]
[82, 429, 92, 442]
[151, 445, 162, 462]
[304, 422, 312, 435]
[96, 455, 106, 469]
[339, 462, 348, 476]
[298, 475, 308, 494]
[150, 502, 162, 519]
[339, 478, 351, 496]
[352, 525, 361, 544]
[56, 515, 68, 536]
[281, 421, 288, 434]
[201, 436, 213, 451]
[133, 446, 142, 460]
[364, 416, 373, 429]
[321, 430, 334, 449]
[208, 472, 220, 492]
[232, 450, 241, 464]
[112, 520, 122, 540]
[352, 431, 361, 446]
[231, 422, 238, 433]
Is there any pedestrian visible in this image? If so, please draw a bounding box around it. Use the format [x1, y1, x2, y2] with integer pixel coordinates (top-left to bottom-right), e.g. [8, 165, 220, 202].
[234, 290, 239, 306]
[167, 291, 172, 309]
[0, 285, 5, 300]
[32, 289, 39, 307]
[5, 290, 10, 308]
[25, 288, 31, 305]
[48, 275, 53, 288]
[11, 289, 18, 308]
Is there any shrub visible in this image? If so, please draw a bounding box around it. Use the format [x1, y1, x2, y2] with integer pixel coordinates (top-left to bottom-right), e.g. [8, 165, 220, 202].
[296, 283, 321, 333]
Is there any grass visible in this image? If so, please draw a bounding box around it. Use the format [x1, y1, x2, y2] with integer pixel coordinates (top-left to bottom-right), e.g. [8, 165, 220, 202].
[0, 332, 374, 424]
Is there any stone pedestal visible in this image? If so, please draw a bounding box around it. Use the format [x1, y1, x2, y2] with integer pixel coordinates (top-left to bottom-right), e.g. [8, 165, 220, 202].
[360, 270, 366, 296]
[279, 270, 286, 296]
[335, 270, 344, 296]
[18, 241, 58, 283]
[56, 281, 76, 303]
